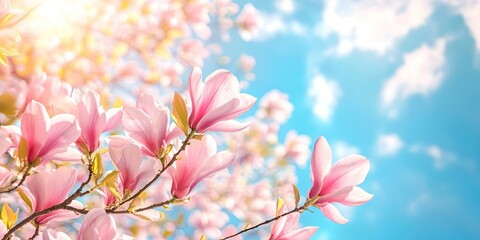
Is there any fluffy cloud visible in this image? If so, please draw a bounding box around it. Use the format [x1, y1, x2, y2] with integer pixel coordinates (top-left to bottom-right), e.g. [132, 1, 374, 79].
[410, 144, 457, 170]
[444, 0, 480, 52]
[316, 0, 433, 55]
[332, 141, 360, 159]
[375, 134, 404, 156]
[308, 74, 341, 122]
[380, 38, 447, 117]
[275, 0, 295, 14]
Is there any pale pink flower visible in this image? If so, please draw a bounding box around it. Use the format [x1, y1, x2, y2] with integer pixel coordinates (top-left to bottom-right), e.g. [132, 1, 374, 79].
[43, 229, 71, 240]
[269, 202, 318, 240]
[122, 92, 182, 158]
[0, 127, 12, 156]
[188, 67, 256, 133]
[275, 131, 311, 167]
[308, 137, 373, 224]
[8, 101, 81, 166]
[237, 54, 256, 72]
[179, 39, 209, 67]
[236, 3, 262, 41]
[76, 90, 122, 153]
[0, 165, 13, 188]
[78, 208, 117, 240]
[183, 0, 212, 39]
[168, 135, 235, 199]
[108, 136, 159, 194]
[257, 90, 293, 124]
[21, 167, 83, 225]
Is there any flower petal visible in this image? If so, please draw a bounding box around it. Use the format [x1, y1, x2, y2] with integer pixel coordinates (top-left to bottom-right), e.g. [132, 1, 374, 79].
[322, 155, 370, 194]
[309, 137, 332, 198]
[319, 203, 349, 224]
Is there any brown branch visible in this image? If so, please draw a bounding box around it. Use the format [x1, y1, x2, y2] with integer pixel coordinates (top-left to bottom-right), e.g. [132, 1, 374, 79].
[109, 198, 176, 214]
[109, 130, 195, 211]
[220, 205, 308, 240]
[0, 165, 31, 194]
[27, 223, 39, 240]
[2, 155, 95, 240]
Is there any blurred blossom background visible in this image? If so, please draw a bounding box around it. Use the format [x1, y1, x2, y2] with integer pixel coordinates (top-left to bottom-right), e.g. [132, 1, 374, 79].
[1, 0, 480, 239]
[224, 0, 480, 239]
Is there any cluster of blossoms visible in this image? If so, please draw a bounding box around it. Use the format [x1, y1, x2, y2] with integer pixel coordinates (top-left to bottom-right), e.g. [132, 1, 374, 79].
[0, 0, 373, 239]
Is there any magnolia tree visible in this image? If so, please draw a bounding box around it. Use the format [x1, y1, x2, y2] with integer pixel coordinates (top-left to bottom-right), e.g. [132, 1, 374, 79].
[0, 0, 373, 239]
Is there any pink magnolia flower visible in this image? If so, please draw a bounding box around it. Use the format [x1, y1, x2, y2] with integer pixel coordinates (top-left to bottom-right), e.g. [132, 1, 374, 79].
[108, 136, 159, 195]
[179, 39, 210, 67]
[168, 135, 235, 199]
[0, 166, 13, 188]
[308, 137, 373, 224]
[77, 208, 117, 240]
[256, 90, 293, 124]
[21, 167, 83, 225]
[43, 229, 71, 240]
[269, 201, 318, 240]
[237, 54, 256, 72]
[75, 90, 122, 153]
[122, 92, 182, 158]
[8, 101, 81, 166]
[188, 67, 256, 133]
[0, 127, 11, 156]
[236, 3, 262, 41]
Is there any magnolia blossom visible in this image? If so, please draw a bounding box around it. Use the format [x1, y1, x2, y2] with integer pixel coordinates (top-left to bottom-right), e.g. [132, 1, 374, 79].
[236, 3, 262, 41]
[269, 202, 318, 240]
[21, 167, 83, 225]
[308, 137, 373, 224]
[77, 208, 117, 240]
[257, 90, 293, 124]
[43, 229, 71, 240]
[237, 54, 256, 72]
[108, 136, 159, 195]
[6, 101, 81, 166]
[188, 67, 256, 133]
[0, 127, 11, 156]
[76, 90, 122, 153]
[179, 39, 210, 67]
[122, 92, 182, 158]
[168, 135, 236, 199]
[275, 131, 311, 167]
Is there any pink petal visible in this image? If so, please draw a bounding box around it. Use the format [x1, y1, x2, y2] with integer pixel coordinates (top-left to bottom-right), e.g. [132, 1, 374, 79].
[280, 227, 318, 240]
[319, 203, 349, 224]
[201, 120, 250, 133]
[150, 105, 169, 152]
[122, 107, 156, 156]
[21, 101, 49, 162]
[322, 155, 370, 194]
[188, 67, 204, 123]
[104, 107, 123, 132]
[39, 114, 80, 162]
[109, 137, 142, 190]
[309, 137, 332, 198]
[136, 92, 161, 116]
[78, 208, 117, 240]
[341, 186, 374, 206]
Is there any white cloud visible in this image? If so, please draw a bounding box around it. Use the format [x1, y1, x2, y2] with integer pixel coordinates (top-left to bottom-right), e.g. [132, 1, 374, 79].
[332, 141, 360, 159]
[380, 38, 447, 117]
[308, 74, 341, 122]
[275, 0, 295, 14]
[444, 0, 480, 52]
[375, 134, 404, 156]
[255, 14, 307, 41]
[317, 0, 433, 55]
[410, 144, 457, 170]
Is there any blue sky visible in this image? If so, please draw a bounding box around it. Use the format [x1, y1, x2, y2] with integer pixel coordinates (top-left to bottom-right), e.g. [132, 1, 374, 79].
[215, 0, 480, 239]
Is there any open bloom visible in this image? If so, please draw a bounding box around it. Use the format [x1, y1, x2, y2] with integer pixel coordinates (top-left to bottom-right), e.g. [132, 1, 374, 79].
[6, 101, 81, 166]
[122, 92, 182, 158]
[269, 201, 318, 240]
[168, 135, 235, 198]
[21, 167, 83, 225]
[308, 137, 373, 224]
[188, 67, 256, 133]
[78, 208, 117, 240]
[75, 90, 122, 153]
[108, 136, 159, 195]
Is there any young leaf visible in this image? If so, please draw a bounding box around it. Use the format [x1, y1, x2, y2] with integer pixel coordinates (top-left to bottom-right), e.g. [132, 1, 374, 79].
[171, 92, 189, 135]
[276, 197, 285, 217]
[99, 170, 119, 186]
[92, 153, 104, 183]
[18, 137, 27, 163]
[17, 188, 32, 211]
[292, 184, 300, 208]
[1, 203, 18, 229]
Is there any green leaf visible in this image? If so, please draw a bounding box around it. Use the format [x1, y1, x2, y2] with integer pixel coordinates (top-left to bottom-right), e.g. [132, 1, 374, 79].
[292, 184, 300, 209]
[171, 92, 189, 135]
